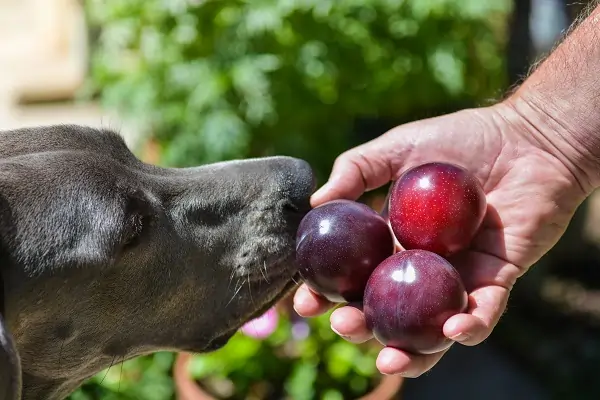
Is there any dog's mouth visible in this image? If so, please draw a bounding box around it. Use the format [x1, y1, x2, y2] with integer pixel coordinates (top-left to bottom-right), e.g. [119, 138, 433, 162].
[244, 270, 301, 321]
[200, 270, 301, 353]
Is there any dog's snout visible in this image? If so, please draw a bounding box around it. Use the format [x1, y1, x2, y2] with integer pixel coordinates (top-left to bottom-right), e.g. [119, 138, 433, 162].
[276, 157, 316, 213]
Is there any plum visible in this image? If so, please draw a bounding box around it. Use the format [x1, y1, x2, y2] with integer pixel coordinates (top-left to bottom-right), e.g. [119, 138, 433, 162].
[295, 199, 395, 303]
[389, 162, 486, 257]
[364, 249, 468, 355]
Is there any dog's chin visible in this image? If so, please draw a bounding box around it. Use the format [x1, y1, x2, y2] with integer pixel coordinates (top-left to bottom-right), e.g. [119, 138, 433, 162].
[186, 271, 301, 354]
[244, 270, 300, 322]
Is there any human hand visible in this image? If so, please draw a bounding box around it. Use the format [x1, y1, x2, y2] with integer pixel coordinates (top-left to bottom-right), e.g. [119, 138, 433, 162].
[293, 101, 594, 377]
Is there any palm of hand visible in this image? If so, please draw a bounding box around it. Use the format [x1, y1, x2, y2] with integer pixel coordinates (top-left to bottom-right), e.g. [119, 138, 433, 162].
[295, 105, 587, 376]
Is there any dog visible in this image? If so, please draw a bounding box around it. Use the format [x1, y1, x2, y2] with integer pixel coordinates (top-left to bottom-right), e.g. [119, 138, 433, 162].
[0, 124, 315, 399]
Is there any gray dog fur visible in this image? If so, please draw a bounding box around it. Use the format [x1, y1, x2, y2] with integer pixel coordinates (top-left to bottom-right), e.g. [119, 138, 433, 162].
[0, 124, 315, 399]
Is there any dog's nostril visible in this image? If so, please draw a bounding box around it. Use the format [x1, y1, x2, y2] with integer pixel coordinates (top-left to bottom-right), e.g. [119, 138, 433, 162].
[278, 157, 315, 213]
[282, 202, 300, 213]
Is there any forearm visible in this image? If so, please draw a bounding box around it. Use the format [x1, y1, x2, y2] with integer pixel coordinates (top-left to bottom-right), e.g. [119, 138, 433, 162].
[505, 2, 600, 191]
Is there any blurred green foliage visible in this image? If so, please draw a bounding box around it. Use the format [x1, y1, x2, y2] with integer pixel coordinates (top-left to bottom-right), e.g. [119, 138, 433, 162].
[185, 312, 381, 399]
[84, 0, 509, 183]
[73, 0, 511, 398]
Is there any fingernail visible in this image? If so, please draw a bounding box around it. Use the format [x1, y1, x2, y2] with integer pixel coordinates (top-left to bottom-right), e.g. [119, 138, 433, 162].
[330, 311, 344, 326]
[292, 292, 307, 314]
[331, 326, 352, 340]
[381, 369, 406, 376]
[378, 351, 403, 376]
[330, 310, 359, 334]
[450, 332, 470, 342]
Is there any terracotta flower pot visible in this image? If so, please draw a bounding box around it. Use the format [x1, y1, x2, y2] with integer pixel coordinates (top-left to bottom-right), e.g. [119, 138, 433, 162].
[173, 352, 404, 400]
[174, 352, 216, 400]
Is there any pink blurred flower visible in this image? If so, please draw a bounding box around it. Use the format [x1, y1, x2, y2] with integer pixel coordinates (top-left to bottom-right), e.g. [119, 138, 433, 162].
[240, 307, 279, 339]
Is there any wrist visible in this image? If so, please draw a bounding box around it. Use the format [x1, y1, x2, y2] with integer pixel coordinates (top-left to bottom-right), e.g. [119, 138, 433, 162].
[500, 90, 600, 194]
[495, 3, 600, 193]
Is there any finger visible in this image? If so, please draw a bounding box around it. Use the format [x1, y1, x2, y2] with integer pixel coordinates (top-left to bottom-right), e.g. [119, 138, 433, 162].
[443, 285, 509, 346]
[293, 284, 335, 317]
[311, 137, 403, 207]
[376, 346, 448, 377]
[330, 305, 373, 343]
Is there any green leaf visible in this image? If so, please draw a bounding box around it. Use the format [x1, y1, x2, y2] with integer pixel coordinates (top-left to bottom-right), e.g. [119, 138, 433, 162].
[285, 360, 317, 400]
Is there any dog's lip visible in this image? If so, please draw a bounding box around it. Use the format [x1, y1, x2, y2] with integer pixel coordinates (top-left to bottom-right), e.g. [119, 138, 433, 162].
[201, 272, 301, 353]
[240, 271, 300, 327]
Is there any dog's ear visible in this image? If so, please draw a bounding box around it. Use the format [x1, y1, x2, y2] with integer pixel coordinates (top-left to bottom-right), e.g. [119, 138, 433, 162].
[0, 276, 21, 400]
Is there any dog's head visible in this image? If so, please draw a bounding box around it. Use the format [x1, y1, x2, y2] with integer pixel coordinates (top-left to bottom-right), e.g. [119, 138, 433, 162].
[0, 125, 315, 399]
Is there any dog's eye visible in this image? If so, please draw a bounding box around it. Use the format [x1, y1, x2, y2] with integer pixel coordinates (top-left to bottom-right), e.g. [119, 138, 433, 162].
[186, 208, 228, 228]
[196, 210, 228, 227]
[120, 192, 153, 250]
[122, 213, 145, 249]
[187, 200, 243, 228]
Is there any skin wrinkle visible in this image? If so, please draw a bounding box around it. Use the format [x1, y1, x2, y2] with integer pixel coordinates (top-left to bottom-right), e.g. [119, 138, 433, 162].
[347, 157, 370, 197]
[469, 108, 508, 194]
[356, 149, 388, 192]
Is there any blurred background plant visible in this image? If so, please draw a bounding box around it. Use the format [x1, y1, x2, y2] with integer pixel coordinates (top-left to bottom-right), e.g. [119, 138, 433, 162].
[81, 0, 509, 185]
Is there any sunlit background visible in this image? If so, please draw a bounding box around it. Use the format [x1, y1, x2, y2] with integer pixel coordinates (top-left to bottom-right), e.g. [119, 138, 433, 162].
[2, 0, 600, 399]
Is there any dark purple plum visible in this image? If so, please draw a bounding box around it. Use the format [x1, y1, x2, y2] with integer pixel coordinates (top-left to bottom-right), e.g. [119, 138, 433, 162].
[364, 249, 468, 355]
[295, 199, 395, 303]
[389, 162, 486, 257]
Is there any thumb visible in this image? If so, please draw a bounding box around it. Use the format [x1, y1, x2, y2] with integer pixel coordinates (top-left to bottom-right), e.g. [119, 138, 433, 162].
[310, 133, 406, 207]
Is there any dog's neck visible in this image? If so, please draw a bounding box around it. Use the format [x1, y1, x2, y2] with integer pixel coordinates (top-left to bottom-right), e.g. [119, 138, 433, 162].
[2, 295, 66, 399]
[12, 316, 141, 400]
[5, 289, 147, 400]
[2, 269, 138, 399]
[20, 373, 71, 400]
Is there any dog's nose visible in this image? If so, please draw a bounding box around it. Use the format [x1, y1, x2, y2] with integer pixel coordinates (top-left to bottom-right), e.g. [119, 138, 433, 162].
[276, 157, 316, 212]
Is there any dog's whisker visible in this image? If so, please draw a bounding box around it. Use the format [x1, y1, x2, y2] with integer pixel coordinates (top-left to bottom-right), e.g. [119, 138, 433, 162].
[235, 278, 244, 292]
[99, 355, 116, 385]
[225, 279, 243, 307]
[118, 356, 124, 393]
[247, 270, 255, 306]
[227, 268, 236, 290]
[259, 266, 269, 285]
[262, 261, 270, 284]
